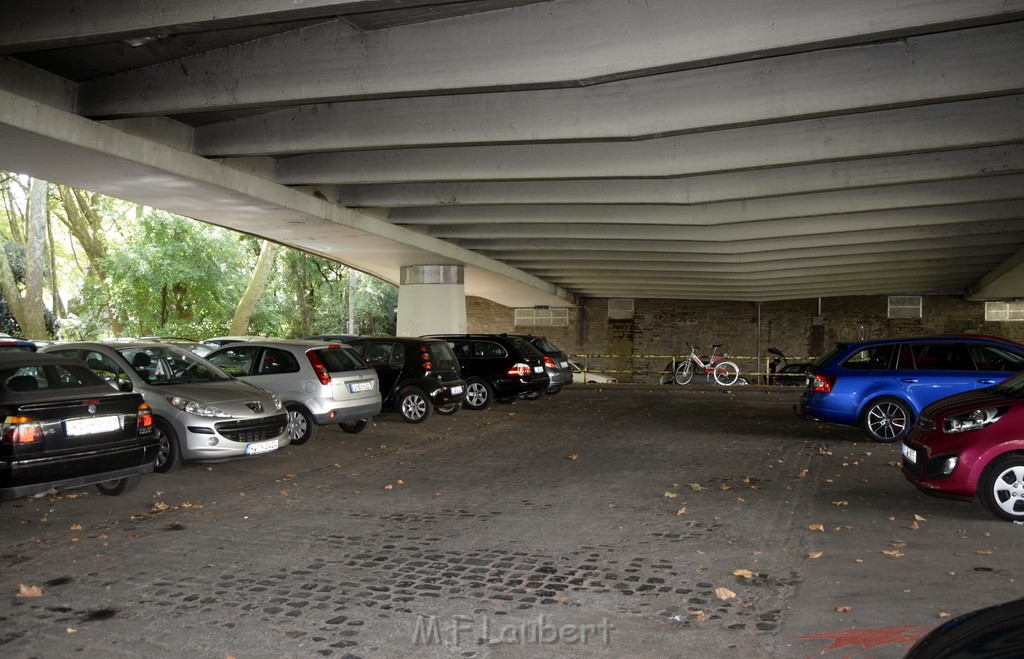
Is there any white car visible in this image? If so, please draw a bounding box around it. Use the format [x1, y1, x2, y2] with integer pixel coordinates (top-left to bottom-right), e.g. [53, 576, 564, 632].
[570, 361, 618, 384]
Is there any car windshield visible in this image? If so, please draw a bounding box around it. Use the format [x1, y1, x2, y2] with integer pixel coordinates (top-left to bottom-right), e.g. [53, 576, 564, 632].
[991, 370, 1024, 398]
[531, 337, 560, 353]
[427, 342, 460, 371]
[118, 346, 230, 385]
[509, 337, 542, 357]
[318, 347, 371, 372]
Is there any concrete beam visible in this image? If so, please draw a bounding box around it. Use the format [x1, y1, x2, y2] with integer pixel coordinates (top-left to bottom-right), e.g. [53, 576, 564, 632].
[196, 23, 1024, 155]
[277, 96, 1024, 184]
[0, 1, 425, 53]
[0, 88, 575, 308]
[966, 246, 1024, 300]
[75, 0, 1024, 117]
[390, 179, 1024, 228]
[312, 146, 1024, 207]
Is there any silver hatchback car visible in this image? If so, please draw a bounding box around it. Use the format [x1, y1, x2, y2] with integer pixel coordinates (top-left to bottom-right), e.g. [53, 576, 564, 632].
[43, 342, 289, 472]
[205, 339, 381, 443]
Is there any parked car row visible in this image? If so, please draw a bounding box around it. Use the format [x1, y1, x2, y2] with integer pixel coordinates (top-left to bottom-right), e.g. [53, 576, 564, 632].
[794, 333, 1024, 522]
[2, 332, 574, 500]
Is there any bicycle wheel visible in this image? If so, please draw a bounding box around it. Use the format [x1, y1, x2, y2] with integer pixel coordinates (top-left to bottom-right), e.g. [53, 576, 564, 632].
[675, 361, 694, 385]
[713, 361, 740, 386]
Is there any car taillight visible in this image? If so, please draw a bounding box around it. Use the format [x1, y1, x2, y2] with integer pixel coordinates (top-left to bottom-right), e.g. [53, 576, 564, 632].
[812, 374, 835, 393]
[420, 345, 432, 371]
[137, 403, 154, 433]
[543, 356, 556, 369]
[508, 363, 531, 376]
[2, 415, 42, 444]
[306, 351, 332, 385]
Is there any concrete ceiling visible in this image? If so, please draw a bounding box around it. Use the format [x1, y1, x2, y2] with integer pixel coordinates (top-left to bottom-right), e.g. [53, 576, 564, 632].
[1, 0, 1024, 305]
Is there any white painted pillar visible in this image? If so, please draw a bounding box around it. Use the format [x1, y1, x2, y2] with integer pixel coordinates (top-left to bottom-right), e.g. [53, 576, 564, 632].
[396, 265, 467, 336]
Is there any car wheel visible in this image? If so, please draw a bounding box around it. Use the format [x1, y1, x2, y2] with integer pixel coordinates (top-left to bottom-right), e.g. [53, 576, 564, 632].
[339, 419, 368, 434]
[521, 390, 543, 401]
[435, 403, 461, 415]
[675, 361, 694, 385]
[980, 454, 1024, 521]
[95, 474, 141, 496]
[154, 418, 183, 473]
[398, 388, 431, 423]
[286, 405, 317, 445]
[463, 378, 493, 411]
[860, 397, 912, 442]
[545, 385, 562, 396]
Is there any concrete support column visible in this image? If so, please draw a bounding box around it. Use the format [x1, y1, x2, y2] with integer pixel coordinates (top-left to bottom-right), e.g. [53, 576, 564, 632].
[396, 265, 466, 336]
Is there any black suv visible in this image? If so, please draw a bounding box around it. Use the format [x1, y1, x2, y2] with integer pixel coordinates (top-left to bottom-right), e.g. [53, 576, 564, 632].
[512, 335, 573, 397]
[426, 334, 549, 410]
[347, 337, 465, 423]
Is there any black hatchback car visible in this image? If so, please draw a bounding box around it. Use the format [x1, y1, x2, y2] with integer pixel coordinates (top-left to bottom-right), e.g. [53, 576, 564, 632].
[347, 337, 465, 423]
[426, 334, 549, 410]
[0, 352, 158, 500]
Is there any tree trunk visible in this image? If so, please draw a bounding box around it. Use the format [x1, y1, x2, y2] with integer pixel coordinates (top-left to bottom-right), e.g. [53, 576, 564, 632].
[229, 240, 278, 335]
[18, 178, 49, 338]
[347, 270, 358, 335]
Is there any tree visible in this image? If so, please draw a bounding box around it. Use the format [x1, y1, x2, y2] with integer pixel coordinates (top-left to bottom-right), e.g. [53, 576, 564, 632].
[229, 240, 278, 335]
[0, 175, 51, 338]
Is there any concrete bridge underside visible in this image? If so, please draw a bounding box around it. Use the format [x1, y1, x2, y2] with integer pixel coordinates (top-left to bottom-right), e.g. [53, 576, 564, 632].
[1, 0, 1023, 305]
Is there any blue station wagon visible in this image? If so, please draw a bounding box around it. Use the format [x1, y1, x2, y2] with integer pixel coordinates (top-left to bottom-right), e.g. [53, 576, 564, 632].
[796, 334, 1024, 442]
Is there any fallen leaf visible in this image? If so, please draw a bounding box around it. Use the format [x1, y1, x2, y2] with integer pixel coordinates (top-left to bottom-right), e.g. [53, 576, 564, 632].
[977, 550, 993, 555]
[567, 454, 578, 460]
[910, 521, 920, 530]
[733, 569, 757, 579]
[688, 483, 707, 492]
[17, 584, 43, 598]
[938, 612, 951, 618]
[396, 480, 405, 485]
[797, 469, 809, 478]
[808, 551, 824, 559]
[70, 523, 82, 531]
[663, 491, 678, 498]
[676, 507, 687, 516]
[689, 609, 710, 622]
[65, 627, 77, 634]
[883, 550, 905, 559]
[714, 587, 736, 601]
[384, 484, 393, 490]
[832, 501, 848, 506]
[151, 502, 169, 511]
[836, 606, 852, 613]
[808, 523, 825, 532]
[915, 514, 927, 521]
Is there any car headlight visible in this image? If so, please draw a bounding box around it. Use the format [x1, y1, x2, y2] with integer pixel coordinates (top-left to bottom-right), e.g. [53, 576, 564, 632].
[166, 395, 231, 418]
[943, 407, 1006, 434]
[269, 391, 282, 411]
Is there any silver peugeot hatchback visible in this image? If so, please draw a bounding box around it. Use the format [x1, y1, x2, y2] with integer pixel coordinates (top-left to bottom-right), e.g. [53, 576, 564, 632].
[205, 339, 381, 443]
[43, 341, 289, 472]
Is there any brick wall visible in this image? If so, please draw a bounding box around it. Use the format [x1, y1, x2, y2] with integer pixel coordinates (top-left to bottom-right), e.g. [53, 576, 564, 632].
[466, 294, 1024, 383]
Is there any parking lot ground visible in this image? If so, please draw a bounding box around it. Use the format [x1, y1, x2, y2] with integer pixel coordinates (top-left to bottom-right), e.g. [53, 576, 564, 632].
[1, 385, 1020, 658]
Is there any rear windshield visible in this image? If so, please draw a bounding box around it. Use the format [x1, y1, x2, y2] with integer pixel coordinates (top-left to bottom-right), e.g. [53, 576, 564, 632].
[1, 363, 105, 391]
[317, 347, 371, 372]
[530, 337, 560, 353]
[509, 337, 542, 357]
[427, 342, 460, 371]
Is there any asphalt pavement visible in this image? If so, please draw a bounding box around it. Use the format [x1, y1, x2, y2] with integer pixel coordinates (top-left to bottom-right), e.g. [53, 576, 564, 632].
[1, 385, 1019, 658]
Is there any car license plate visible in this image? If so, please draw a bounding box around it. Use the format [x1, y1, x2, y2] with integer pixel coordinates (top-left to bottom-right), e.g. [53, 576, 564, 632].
[450, 385, 463, 395]
[65, 415, 122, 437]
[901, 443, 917, 464]
[348, 381, 373, 393]
[559, 361, 568, 368]
[534, 366, 544, 373]
[246, 439, 279, 455]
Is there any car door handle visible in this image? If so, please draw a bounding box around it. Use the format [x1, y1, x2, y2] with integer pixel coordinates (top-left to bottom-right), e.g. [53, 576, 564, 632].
[900, 378, 919, 383]
[977, 379, 997, 385]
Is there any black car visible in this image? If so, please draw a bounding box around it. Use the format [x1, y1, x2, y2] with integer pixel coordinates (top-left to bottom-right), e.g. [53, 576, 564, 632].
[904, 597, 1024, 658]
[426, 334, 549, 410]
[511, 334, 573, 397]
[346, 337, 465, 423]
[0, 352, 158, 499]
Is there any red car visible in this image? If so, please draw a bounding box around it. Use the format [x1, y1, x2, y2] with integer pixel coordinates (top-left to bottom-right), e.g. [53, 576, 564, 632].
[901, 370, 1024, 521]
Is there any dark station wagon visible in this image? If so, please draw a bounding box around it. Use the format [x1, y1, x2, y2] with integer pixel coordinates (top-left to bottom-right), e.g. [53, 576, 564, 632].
[425, 334, 550, 410]
[0, 352, 158, 500]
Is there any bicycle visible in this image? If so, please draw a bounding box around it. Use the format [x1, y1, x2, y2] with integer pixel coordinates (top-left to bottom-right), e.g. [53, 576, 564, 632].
[674, 344, 741, 386]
